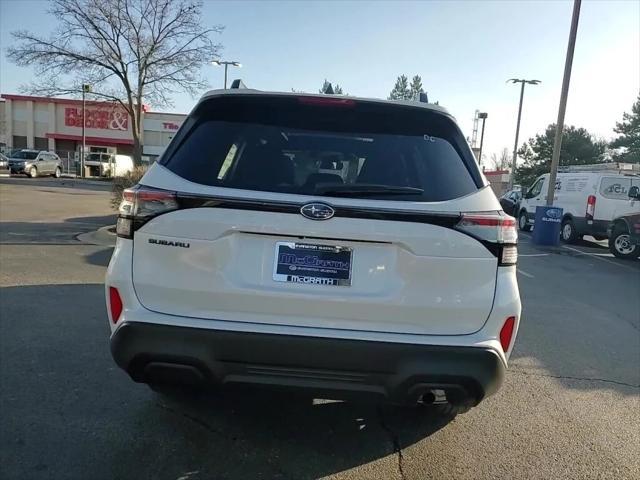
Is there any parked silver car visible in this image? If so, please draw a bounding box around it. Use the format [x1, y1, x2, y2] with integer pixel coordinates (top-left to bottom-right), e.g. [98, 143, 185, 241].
[8, 149, 62, 178]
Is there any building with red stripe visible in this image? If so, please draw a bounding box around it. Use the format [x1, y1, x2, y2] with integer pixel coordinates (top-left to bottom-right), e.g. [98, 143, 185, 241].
[0, 94, 186, 161]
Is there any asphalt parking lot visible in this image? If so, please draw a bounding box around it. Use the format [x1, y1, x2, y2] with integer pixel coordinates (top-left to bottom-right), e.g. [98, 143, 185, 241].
[1, 177, 638, 480]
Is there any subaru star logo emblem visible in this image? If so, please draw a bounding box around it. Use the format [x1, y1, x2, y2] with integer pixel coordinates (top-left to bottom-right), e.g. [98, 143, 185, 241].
[300, 203, 335, 220]
[546, 208, 562, 219]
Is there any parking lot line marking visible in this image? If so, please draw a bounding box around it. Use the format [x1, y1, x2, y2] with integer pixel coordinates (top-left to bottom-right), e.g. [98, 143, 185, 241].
[561, 245, 638, 272]
[517, 269, 535, 278]
[519, 253, 550, 257]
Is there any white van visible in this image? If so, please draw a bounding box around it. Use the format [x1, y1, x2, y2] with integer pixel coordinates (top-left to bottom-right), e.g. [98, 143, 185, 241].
[85, 153, 134, 177]
[518, 164, 640, 243]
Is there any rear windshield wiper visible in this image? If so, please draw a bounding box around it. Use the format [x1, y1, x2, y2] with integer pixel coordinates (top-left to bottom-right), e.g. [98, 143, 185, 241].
[316, 184, 424, 197]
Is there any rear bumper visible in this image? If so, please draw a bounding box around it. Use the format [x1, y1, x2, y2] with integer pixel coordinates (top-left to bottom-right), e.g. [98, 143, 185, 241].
[110, 321, 506, 406]
[573, 218, 609, 237]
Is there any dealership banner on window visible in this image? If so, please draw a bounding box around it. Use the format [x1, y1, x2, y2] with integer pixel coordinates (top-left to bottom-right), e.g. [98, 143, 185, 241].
[64, 107, 129, 131]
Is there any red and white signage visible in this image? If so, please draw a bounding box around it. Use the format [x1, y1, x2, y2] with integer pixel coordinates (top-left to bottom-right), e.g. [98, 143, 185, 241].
[143, 118, 183, 132]
[64, 107, 129, 131]
[162, 122, 180, 131]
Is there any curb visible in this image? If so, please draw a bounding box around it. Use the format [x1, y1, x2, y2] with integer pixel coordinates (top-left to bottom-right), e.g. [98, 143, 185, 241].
[77, 225, 117, 246]
[59, 177, 114, 187]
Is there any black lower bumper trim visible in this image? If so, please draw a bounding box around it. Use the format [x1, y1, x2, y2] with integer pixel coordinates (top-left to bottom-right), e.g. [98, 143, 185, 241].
[110, 321, 505, 406]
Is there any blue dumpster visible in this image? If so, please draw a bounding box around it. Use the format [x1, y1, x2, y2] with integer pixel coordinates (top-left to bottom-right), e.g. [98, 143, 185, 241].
[532, 206, 563, 245]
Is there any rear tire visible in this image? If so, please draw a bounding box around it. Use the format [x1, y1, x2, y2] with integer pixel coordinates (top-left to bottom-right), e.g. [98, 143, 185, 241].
[518, 211, 532, 232]
[29, 166, 37, 178]
[609, 230, 639, 259]
[561, 218, 580, 243]
[53, 167, 61, 178]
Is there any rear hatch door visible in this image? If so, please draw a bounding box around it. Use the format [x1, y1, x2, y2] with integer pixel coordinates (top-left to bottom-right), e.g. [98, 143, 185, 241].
[130, 94, 500, 336]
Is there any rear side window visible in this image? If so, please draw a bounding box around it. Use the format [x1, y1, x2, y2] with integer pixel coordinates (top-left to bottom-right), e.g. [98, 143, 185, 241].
[599, 177, 640, 199]
[161, 95, 481, 202]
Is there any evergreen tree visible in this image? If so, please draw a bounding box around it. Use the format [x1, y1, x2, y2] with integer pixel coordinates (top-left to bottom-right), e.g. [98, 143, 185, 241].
[515, 124, 606, 187]
[319, 80, 344, 95]
[388, 75, 410, 100]
[610, 95, 640, 163]
[409, 75, 424, 99]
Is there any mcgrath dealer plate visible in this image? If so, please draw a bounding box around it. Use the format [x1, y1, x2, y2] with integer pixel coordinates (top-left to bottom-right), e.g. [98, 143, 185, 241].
[273, 242, 353, 286]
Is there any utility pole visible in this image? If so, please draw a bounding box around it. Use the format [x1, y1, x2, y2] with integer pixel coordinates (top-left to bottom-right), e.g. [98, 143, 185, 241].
[507, 78, 541, 187]
[546, 0, 581, 206]
[211, 60, 242, 89]
[81, 83, 91, 178]
[478, 112, 488, 166]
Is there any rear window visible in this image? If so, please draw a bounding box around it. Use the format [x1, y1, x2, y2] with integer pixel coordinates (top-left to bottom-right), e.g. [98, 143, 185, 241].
[160, 95, 481, 201]
[11, 150, 39, 160]
[599, 177, 640, 200]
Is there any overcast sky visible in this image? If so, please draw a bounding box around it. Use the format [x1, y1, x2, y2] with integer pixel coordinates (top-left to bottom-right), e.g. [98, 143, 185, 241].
[1, 0, 638, 165]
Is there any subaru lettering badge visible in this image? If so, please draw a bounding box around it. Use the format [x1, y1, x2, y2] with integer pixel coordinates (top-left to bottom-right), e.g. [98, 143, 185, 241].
[300, 203, 335, 220]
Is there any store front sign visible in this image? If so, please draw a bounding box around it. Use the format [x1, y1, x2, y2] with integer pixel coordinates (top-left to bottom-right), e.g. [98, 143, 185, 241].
[162, 122, 180, 131]
[64, 107, 129, 131]
[143, 118, 184, 132]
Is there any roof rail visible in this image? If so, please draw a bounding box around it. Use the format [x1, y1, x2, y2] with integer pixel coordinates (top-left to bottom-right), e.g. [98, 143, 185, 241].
[557, 162, 640, 174]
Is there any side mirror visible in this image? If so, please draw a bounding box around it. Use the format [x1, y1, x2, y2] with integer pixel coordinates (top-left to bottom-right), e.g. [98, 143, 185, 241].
[628, 185, 640, 199]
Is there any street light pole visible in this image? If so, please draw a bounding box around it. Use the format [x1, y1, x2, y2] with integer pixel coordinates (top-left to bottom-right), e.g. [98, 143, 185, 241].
[81, 84, 91, 178]
[81, 87, 85, 178]
[507, 78, 541, 188]
[546, 0, 581, 206]
[478, 112, 488, 166]
[211, 60, 242, 89]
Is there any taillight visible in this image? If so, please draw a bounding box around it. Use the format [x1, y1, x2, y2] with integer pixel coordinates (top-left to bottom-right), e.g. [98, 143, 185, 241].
[499, 316, 516, 352]
[116, 186, 178, 238]
[456, 213, 518, 265]
[297, 96, 356, 107]
[585, 195, 596, 221]
[109, 287, 123, 324]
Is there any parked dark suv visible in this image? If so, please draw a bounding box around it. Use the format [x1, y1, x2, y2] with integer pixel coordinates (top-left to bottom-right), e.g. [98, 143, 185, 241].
[608, 186, 640, 259]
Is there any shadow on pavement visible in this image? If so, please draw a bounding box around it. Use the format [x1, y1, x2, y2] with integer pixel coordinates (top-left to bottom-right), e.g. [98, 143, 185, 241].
[65, 214, 117, 226]
[124, 387, 456, 480]
[0, 215, 116, 244]
[0, 283, 454, 480]
[0, 176, 112, 191]
[83, 247, 114, 267]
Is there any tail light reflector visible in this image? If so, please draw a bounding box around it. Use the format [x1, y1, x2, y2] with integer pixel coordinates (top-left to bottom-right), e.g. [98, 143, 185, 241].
[499, 316, 516, 352]
[585, 195, 596, 221]
[109, 287, 123, 324]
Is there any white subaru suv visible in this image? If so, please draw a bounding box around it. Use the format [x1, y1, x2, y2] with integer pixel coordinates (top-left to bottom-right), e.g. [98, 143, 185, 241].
[106, 90, 521, 413]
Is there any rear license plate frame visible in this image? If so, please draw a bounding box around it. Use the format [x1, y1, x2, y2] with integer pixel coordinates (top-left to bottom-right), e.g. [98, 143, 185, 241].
[273, 241, 353, 286]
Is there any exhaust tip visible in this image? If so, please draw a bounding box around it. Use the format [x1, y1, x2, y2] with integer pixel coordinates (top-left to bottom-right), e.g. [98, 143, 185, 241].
[420, 389, 447, 405]
[421, 391, 436, 404]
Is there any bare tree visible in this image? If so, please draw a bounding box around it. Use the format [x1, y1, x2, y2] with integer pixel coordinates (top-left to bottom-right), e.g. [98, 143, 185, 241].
[8, 0, 223, 163]
[490, 148, 511, 170]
